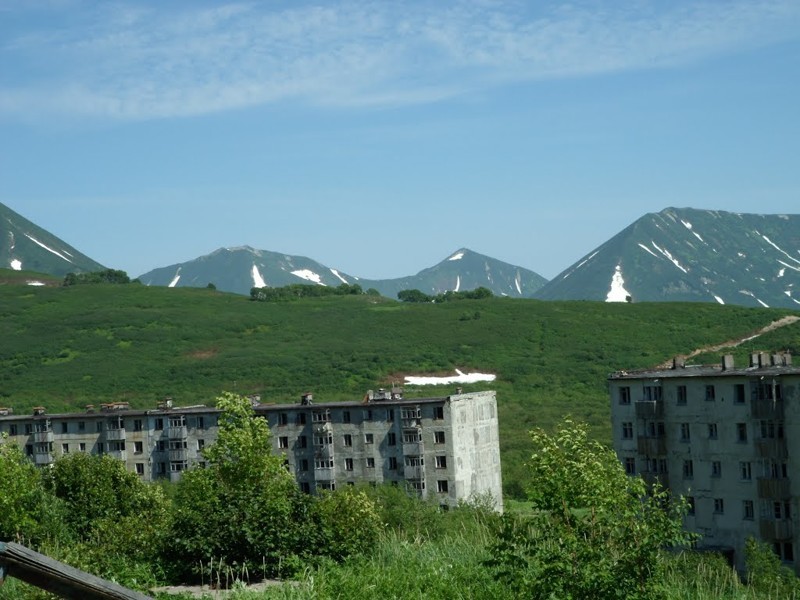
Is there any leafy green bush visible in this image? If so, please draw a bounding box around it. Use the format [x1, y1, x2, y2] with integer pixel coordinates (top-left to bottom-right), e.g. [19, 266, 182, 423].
[167, 393, 308, 581]
[487, 418, 694, 599]
[62, 269, 132, 285]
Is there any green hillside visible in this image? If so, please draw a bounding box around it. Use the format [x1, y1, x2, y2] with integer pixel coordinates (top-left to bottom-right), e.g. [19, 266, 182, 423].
[2, 283, 798, 495]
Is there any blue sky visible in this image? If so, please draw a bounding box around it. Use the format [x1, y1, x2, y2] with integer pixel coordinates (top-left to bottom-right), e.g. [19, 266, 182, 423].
[1, 0, 799, 280]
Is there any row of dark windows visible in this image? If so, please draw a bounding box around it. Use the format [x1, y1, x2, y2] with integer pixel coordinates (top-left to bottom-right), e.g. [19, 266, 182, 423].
[0, 415, 208, 436]
[277, 431, 446, 450]
[289, 455, 448, 472]
[297, 479, 450, 494]
[618, 382, 782, 405]
[625, 456, 787, 481]
[622, 420, 783, 443]
[274, 406, 445, 427]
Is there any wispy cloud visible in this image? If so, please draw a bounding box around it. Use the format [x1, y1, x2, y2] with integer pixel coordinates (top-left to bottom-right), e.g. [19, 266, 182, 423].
[1, 0, 799, 120]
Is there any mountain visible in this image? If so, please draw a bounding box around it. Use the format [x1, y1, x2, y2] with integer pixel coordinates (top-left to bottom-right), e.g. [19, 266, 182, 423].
[1, 202, 105, 277]
[137, 246, 358, 293]
[138, 246, 549, 299]
[534, 207, 800, 309]
[357, 248, 547, 299]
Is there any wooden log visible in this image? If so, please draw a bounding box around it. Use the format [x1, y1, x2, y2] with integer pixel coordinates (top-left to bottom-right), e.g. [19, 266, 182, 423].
[0, 541, 153, 600]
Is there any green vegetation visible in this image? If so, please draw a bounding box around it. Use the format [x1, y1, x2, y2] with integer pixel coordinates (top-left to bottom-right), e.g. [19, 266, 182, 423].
[4, 413, 797, 599]
[250, 283, 364, 301]
[0, 268, 61, 287]
[397, 286, 493, 302]
[487, 418, 692, 598]
[168, 392, 310, 581]
[62, 268, 134, 286]
[1, 283, 799, 497]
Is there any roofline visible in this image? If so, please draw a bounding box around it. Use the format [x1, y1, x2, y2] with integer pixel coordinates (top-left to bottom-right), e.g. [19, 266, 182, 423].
[0, 391, 494, 422]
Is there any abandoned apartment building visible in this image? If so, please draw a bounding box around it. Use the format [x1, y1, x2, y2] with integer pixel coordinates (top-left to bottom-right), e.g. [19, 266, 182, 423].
[610, 351, 800, 572]
[0, 388, 503, 510]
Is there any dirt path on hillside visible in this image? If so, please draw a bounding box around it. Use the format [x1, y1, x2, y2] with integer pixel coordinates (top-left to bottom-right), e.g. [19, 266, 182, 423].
[654, 315, 800, 369]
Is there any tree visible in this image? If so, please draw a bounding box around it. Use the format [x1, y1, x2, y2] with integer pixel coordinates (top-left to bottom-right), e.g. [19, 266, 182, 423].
[398, 289, 432, 303]
[0, 434, 48, 542]
[311, 487, 383, 561]
[487, 418, 692, 599]
[41, 451, 169, 585]
[43, 452, 164, 538]
[62, 269, 131, 286]
[168, 392, 307, 581]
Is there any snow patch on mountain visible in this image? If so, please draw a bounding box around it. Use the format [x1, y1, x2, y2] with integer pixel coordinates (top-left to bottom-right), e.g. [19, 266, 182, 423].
[27, 281, 45, 286]
[638, 243, 658, 258]
[24, 234, 73, 263]
[404, 369, 496, 386]
[713, 294, 725, 305]
[168, 270, 181, 288]
[760, 233, 800, 265]
[740, 290, 769, 308]
[454, 275, 460, 292]
[778, 260, 800, 273]
[681, 219, 705, 243]
[330, 269, 348, 284]
[779, 268, 786, 277]
[515, 272, 522, 295]
[252, 265, 266, 288]
[650, 242, 688, 273]
[448, 251, 465, 261]
[10, 258, 21, 270]
[562, 250, 599, 280]
[292, 269, 325, 285]
[606, 265, 630, 302]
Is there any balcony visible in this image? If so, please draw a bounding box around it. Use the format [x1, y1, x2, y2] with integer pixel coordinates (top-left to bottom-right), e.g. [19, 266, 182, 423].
[637, 436, 667, 455]
[751, 399, 784, 419]
[314, 468, 335, 481]
[32, 431, 54, 444]
[169, 449, 188, 462]
[105, 428, 126, 441]
[312, 421, 331, 434]
[756, 439, 788, 459]
[402, 441, 423, 456]
[402, 418, 421, 429]
[641, 472, 669, 490]
[33, 452, 53, 466]
[759, 519, 794, 541]
[314, 445, 334, 459]
[107, 449, 126, 461]
[635, 400, 663, 419]
[168, 425, 187, 439]
[757, 477, 791, 499]
[403, 465, 424, 480]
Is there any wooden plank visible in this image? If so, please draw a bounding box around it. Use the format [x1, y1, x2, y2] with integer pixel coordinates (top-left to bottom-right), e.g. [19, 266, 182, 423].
[0, 542, 153, 600]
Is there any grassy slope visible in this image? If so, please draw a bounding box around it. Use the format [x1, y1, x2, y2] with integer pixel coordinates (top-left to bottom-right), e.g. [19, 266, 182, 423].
[1, 283, 798, 495]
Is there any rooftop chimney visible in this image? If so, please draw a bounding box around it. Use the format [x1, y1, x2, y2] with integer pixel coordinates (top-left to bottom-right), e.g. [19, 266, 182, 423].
[722, 355, 734, 371]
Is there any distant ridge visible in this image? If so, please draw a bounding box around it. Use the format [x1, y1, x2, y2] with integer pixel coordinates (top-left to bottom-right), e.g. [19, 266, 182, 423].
[139, 246, 359, 294]
[0, 202, 105, 277]
[534, 207, 800, 309]
[357, 248, 547, 299]
[138, 246, 548, 299]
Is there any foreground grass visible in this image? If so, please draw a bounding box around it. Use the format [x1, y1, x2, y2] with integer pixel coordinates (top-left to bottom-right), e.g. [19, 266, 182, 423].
[139, 538, 799, 600]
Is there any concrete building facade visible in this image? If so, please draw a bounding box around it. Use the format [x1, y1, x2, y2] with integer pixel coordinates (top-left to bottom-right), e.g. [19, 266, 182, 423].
[0, 389, 503, 511]
[610, 352, 799, 570]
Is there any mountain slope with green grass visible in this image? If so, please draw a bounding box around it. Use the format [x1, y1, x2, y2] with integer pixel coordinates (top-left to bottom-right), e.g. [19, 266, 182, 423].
[3, 284, 798, 495]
